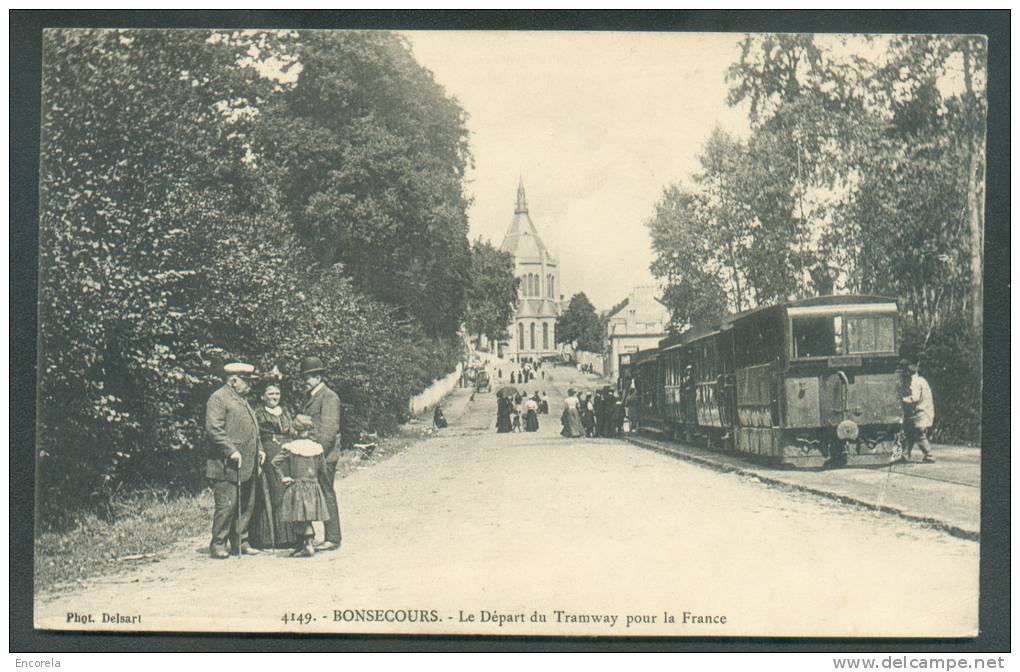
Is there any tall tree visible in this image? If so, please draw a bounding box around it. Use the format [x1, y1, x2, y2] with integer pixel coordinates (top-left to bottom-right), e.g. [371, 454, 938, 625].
[868, 35, 987, 333]
[647, 185, 730, 331]
[38, 28, 280, 513]
[463, 239, 519, 342]
[254, 31, 473, 336]
[556, 293, 603, 352]
[37, 28, 475, 521]
[727, 34, 879, 300]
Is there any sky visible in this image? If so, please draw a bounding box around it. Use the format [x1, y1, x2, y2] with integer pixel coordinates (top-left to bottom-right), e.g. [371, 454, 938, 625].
[402, 32, 751, 311]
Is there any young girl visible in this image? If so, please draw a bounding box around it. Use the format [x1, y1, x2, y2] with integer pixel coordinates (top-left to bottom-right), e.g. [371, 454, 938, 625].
[271, 414, 331, 557]
[511, 393, 523, 432]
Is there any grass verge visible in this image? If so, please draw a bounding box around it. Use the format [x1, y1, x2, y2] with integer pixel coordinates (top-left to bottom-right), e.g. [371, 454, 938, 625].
[34, 488, 214, 595]
[33, 391, 468, 596]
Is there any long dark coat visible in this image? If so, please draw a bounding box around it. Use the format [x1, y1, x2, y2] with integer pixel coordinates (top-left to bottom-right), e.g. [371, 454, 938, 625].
[496, 395, 513, 433]
[205, 384, 261, 483]
[304, 384, 342, 463]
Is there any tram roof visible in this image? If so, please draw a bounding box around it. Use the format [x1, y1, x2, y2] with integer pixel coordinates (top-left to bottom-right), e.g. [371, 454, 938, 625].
[658, 294, 898, 351]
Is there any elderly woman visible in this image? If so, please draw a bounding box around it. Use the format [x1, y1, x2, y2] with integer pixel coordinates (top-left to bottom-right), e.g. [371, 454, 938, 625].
[249, 382, 300, 550]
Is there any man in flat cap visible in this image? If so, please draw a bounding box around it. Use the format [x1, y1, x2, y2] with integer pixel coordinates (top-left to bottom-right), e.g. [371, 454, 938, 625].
[300, 356, 342, 551]
[206, 362, 265, 558]
[898, 359, 936, 463]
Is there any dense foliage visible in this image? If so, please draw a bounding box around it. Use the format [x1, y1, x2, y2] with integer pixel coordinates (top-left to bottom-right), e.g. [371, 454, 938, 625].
[463, 239, 520, 342]
[256, 32, 472, 336]
[556, 293, 603, 353]
[647, 34, 986, 443]
[38, 29, 476, 525]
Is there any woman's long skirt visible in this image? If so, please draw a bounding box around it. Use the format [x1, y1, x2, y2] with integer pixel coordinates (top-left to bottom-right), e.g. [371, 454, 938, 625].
[249, 439, 300, 549]
[524, 410, 539, 432]
[560, 407, 584, 437]
[496, 406, 512, 433]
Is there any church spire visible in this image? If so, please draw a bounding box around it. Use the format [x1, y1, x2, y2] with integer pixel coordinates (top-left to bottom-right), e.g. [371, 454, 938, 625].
[515, 175, 528, 214]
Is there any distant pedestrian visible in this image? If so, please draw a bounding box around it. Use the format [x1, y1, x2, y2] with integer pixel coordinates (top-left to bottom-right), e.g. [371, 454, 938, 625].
[582, 393, 596, 437]
[496, 392, 512, 433]
[512, 393, 523, 432]
[612, 392, 625, 436]
[524, 395, 540, 432]
[593, 389, 606, 437]
[898, 360, 935, 463]
[560, 388, 584, 438]
[272, 415, 331, 557]
[510, 371, 516, 385]
[539, 391, 549, 414]
[433, 404, 448, 429]
[205, 362, 265, 559]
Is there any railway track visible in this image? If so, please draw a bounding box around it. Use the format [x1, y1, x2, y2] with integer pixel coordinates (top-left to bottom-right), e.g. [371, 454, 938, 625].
[623, 430, 980, 542]
[624, 430, 975, 489]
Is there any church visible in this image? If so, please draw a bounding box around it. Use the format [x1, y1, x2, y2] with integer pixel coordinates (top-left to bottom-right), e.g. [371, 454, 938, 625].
[499, 178, 562, 362]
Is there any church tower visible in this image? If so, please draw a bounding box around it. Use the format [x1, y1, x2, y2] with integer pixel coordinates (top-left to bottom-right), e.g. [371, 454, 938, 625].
[499, 178, 561, 362]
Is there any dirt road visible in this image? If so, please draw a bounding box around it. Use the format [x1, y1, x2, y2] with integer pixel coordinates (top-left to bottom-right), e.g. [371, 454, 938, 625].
[35, 365, 978, 637]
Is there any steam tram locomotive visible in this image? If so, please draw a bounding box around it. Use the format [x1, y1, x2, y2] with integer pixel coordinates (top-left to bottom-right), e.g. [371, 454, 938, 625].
[628, 295, 903, 467]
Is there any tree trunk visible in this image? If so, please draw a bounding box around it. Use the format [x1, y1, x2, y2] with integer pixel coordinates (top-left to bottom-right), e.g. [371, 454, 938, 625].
[726, 239, 744, 312]
[963, 40, 985, 335]
[967, 145, 983, 333]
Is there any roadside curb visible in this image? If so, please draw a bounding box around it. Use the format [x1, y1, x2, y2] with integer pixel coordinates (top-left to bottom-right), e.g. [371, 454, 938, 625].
[624, 434, 980, 543]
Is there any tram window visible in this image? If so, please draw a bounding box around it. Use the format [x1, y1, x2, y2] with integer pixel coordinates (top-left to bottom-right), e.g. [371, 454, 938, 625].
[792, 315, 842, 358]
[846, 316, 895, 353]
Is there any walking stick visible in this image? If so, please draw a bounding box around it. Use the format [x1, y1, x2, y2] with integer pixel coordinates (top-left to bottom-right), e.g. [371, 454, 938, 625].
[236, 457, 242, 559]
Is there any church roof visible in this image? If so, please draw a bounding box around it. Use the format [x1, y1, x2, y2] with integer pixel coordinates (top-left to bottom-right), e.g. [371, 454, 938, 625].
[517, 298, 561, 318]
[500, 178, 553, 262]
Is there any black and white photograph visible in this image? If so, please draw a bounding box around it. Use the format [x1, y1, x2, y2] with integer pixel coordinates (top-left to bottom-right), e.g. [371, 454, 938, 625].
[20, 15, 1002, 642]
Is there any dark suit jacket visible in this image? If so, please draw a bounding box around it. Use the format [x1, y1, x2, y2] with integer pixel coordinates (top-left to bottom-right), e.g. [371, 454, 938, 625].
[205, 384, 261, 482]
[304, 383, 342, 463]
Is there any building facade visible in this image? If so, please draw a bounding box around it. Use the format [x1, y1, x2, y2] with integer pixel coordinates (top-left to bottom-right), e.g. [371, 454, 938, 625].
[604, 285, 671, 381]
[500, 179, 561, 362]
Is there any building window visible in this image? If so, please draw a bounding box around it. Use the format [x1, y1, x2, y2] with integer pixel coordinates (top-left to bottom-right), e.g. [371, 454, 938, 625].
[518, 322, 525, 349]
[542, 323, 549, 350]
[548, 275, 554, 298]
[530, 274, 538, 297]
[530, 322, 536, 350]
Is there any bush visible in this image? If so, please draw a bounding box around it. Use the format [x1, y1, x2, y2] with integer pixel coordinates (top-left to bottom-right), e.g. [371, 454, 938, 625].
[36, 29, 472, 529]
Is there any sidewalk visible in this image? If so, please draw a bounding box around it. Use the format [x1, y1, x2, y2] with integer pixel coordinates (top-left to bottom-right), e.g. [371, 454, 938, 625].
[626, 434, 980, 540]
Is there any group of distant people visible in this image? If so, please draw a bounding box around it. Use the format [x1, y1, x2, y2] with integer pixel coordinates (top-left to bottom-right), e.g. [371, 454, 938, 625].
[578, 363, 597, 375]
[560, 386, 628, 439]
[496, 390, 550, 433]
[499, 361, 544, 386]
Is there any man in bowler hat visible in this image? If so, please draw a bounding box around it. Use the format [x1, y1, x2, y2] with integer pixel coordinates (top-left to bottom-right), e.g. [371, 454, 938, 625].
[301, 356, 342, 551]
[206, 362, 265, 558]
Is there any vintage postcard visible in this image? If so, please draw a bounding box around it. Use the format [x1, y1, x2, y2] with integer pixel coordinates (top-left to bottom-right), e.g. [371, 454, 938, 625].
[32, 27, 986, 637]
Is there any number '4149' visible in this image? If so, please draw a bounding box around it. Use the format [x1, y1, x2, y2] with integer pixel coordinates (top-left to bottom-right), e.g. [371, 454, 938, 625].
[281, 612, 314, 625]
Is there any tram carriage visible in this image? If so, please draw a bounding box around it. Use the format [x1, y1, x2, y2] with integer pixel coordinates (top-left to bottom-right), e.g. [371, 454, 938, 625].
[628, 295, 903, 467]
[630, 348, 663, 432]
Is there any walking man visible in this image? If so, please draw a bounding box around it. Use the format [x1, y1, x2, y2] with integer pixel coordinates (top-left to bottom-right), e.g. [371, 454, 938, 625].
[898, 359, 936, 463]
[301, 356, 343, 551]
[206, 362, 265, 559]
